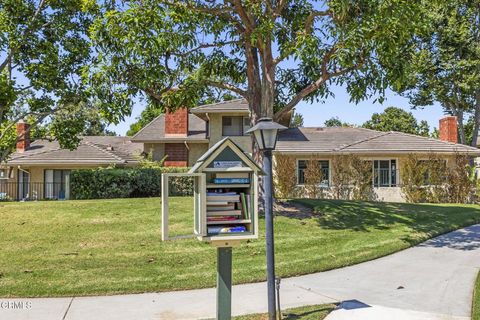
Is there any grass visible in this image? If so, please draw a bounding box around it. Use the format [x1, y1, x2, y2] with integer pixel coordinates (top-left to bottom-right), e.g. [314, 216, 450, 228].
[233, 304, 336, 320]
[473, 271, 480, 320]
[1, 197, 480, 297]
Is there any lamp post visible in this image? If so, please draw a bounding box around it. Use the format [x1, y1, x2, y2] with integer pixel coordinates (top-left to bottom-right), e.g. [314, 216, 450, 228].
[246, 118, 287, 320]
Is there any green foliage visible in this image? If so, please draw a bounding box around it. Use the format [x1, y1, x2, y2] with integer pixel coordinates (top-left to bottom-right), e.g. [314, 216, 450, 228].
[70, 167, 191, 200]
[396, 0, 480, 145]
[401, 154, 429, 203]
[273, 154, 297, 199]
[324, 117, 354, 128]
[362, 107, 430, 136]
[401, 153, 475, 203]
[304, 157, 323, 199]
[0, 1, 112, 161]
[289, 112, 304, 128]
[331, 155, 352, 200]
[88, 0, 424, 124]
[350, 155, 374, 201]
[446, 153, 475, 204]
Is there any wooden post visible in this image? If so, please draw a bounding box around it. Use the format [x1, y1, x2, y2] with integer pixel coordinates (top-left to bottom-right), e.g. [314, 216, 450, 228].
[217, 247, 232, 320]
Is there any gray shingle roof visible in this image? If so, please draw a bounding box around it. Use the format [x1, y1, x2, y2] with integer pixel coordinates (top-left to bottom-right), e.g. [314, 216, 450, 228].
[131, 114, 208, 142]
[7, 136, 143, 165]
[276, 127, 480, 155]
[190, 98, 249, 113]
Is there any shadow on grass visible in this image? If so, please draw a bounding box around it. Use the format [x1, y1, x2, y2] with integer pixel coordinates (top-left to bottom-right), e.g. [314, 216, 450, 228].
[281, 305, 333, 319]
[291, 199, 480, 250]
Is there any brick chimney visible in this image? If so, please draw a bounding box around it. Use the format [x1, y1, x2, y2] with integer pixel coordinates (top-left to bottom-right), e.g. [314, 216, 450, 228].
[16, 120, 30, 153]
[439, 116, 458, 143]
[165, 107, 188, 137]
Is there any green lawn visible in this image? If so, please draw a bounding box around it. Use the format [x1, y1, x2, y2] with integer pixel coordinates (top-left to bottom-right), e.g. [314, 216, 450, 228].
[1, 197, 480, 297]
[473, 272, 480, 320]
[233, 304, 336, 320]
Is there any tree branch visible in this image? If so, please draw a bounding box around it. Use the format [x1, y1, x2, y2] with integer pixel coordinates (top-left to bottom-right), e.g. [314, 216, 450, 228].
[304, 10, 332, 34]
[274, 55, 363, 121]
[179, 40, 241, 56]
[204, 79, 248, 98]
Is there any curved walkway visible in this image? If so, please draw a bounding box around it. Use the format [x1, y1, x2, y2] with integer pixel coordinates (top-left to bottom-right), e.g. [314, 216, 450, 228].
[2, 224, 480, 320]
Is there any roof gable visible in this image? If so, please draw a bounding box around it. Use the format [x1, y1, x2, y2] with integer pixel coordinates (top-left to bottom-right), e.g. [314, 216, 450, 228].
[189, 137, 264, 174]
[190, 98, 249, 114]
[131, 113, 207, 142]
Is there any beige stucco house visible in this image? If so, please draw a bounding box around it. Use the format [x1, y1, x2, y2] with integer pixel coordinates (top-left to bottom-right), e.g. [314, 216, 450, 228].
[2, 99, 479, 202]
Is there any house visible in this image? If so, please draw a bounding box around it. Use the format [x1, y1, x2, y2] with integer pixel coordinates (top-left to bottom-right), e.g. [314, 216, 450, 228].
[130, 99, 252, 166]
[275, 119, 480, 202]
[1, 100, 479, 202]
[1, 126, 142, 200]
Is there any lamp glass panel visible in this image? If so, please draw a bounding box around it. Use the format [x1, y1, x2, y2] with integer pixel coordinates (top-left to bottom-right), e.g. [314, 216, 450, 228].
[253, 130, 265, 149]
[263, 129, 278, 149]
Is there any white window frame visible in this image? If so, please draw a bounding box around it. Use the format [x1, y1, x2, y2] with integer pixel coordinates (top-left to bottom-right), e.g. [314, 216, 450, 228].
[371, 159, 398, 188]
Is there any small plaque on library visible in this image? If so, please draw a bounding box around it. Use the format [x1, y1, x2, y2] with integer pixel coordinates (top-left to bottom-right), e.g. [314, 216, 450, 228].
[213, 161, 242, 168]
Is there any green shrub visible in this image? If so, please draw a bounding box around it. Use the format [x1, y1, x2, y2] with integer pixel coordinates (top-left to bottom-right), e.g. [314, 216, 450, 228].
[70, 167, 191, 200]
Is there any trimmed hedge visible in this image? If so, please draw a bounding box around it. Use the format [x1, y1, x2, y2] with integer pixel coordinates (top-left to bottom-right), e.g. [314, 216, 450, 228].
[70, 167, 192, 200]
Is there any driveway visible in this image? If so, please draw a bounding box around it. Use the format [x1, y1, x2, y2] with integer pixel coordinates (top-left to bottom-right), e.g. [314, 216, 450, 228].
[1, 224, 480, 320]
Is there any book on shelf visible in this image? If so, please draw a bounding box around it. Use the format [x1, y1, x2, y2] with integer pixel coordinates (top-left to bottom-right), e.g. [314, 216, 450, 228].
[246, 194, 251, 215]
[207, 210, 242, 216]
[208, 225, 247, 234]
[207, 192, 239, 202]
[207, 216, 238, 222]
[240, 193, 249, 219]
[213, 178, 250, 184]
[207, 204, 235, 211]
[216, 172, 249, 179]
[207, 191, 238, 195]
[207, 195, 239, 202]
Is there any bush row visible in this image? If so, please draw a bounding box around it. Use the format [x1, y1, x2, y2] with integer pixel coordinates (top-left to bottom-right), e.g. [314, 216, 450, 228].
[70, 167, 192, 200]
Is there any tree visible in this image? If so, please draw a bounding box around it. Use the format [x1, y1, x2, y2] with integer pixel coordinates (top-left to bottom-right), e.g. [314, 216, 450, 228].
[0, 0, 121, 161]
[324, 117, 353, 127]
[362, 107, 430, 136]
[89, 0, 423, 147]
[289, 112, 304, 128]
[397, 0, 480, 146]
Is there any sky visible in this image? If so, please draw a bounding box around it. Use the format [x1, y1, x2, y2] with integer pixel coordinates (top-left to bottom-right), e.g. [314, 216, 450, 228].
[108, 84, 446, 136]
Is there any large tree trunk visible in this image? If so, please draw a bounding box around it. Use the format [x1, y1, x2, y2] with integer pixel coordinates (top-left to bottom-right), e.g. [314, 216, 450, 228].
[472, 89, 480, 147]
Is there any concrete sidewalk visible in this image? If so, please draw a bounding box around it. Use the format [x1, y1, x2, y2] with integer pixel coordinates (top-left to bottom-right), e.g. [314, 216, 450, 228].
[1, 224, 480, 320]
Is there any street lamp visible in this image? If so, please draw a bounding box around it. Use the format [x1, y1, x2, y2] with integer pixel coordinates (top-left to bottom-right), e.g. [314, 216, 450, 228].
[246, 117, 287, 320]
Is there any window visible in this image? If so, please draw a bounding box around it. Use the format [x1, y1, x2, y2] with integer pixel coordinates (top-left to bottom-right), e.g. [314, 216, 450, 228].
[222, 116, 250, 136]
[297, 160, 330, 186]
[419, 160, 447, 185]
[18, 170, 30, 200]
[373, 160, 397, 187]
[44, 169, 70, 200]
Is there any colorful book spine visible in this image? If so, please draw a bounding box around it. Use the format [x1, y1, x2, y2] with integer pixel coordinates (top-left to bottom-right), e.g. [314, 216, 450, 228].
[240, 193, 249, 219]
[213, 178, 250, 184]
[208, 226, 247, 234]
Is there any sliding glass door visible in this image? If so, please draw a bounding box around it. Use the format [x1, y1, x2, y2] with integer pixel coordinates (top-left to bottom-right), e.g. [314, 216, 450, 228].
[44, 170, 70, 200]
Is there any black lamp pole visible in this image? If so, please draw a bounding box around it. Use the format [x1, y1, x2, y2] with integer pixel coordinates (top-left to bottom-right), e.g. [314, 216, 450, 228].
[263, 148, 276, 320]
[246, 117, 286, 320]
